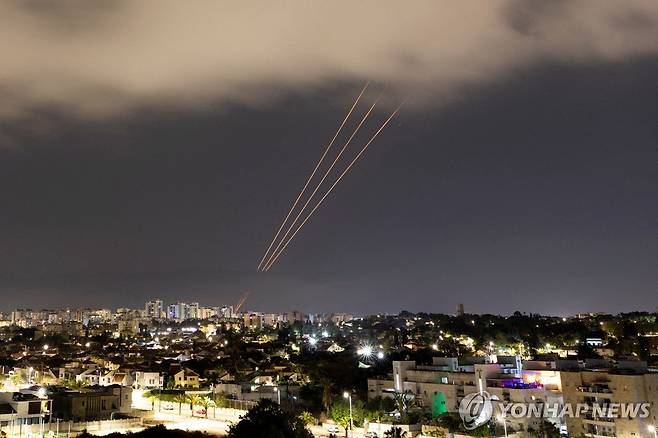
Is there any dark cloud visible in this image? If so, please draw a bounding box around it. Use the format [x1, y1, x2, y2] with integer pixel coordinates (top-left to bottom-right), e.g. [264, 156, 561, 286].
[0, 0, 656, 127]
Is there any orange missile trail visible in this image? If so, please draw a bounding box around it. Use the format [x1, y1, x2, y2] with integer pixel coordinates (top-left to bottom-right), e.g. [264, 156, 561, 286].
[256, 82, 369, 271]
[234, 290, 251, 313]
[260, 92, 383, 271]
[263, 102, 404, 271]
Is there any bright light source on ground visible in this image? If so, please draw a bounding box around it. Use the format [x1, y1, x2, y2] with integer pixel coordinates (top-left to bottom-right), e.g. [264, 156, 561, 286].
[357, 344, 373, 358]
[377, 351, 384, 359]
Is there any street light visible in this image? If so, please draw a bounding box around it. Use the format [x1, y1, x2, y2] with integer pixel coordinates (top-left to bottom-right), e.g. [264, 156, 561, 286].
[648, 425, 657, 438]
[496, 414, 508, 437]
[343, 392, 353, 437]
[273, 387, 281, 404]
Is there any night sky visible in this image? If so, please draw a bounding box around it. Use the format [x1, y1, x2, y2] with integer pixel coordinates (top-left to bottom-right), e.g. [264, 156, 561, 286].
[0, 2, 656, 315]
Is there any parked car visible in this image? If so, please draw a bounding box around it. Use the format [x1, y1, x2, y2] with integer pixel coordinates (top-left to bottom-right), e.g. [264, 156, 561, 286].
[364, 432, 379, 438]
[195, 408, 207, 415]
[162, 404, 174, 410]
[324, 424, 340, 433]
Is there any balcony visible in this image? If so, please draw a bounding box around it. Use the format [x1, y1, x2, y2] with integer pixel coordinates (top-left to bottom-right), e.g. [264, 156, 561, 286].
[584, 432, 616, 438]
[582, 414, 615, 424]
[577, 385, 612, 395]
[584, 423, 616, 438]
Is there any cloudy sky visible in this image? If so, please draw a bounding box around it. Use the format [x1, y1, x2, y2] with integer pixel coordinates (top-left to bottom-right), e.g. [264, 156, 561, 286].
[0, 1, 656, 315]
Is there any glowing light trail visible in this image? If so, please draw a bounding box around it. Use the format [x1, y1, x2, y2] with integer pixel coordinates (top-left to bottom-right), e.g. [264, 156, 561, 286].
[260, 92, 383, 271]
[256, 83, 369, 270]
[263, 103, 404, 271]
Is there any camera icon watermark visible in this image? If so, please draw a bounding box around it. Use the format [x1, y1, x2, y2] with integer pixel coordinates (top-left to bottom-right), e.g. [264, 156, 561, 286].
[459, 391, 494, 430]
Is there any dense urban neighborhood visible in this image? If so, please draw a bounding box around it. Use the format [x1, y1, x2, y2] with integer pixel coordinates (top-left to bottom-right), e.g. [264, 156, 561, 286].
[0, 303, 657, 437]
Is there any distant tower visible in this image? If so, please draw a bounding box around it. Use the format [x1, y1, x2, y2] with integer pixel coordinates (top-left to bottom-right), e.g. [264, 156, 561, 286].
[145, 299, 164, 319]
[457, 303, 465, 316]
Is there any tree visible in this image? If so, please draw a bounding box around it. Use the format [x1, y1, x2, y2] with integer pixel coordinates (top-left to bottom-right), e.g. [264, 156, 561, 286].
[172, 393, 187, 415]
[188, 394, 205, 416]
[78, 425, 206, 438]
[10, 374, 25, 386]
[329, 400, 352, 434]
[330, 398, 368, 431]
[298, 411, 317, 426]
[434, 412, 462, 433]
[392, 391, 415, 414]
[143, 389, 160, 411]
[227, 399, 313, 438]
[200, 396, 216, 418]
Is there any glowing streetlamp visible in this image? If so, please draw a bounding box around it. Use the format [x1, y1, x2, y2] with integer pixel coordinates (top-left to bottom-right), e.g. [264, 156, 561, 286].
[357, 344, 373, 360]
[648, 425, 657, 438]
[273, 386, 281, 404]
[343, 392, 353, 437]
[376, 351, 384, 360]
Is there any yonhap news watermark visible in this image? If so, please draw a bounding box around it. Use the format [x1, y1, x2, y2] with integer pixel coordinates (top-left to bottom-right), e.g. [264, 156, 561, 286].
[459, 391, 651, 430]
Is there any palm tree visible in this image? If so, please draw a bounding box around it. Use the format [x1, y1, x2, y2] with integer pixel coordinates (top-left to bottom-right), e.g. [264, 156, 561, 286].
[203, 397, 216, 418]
[143, 389, 159, 411]
[184, 392, 194, 413]
[173, 393, 187, 415]
[189, 394, 204, 417]
[191, 396, 215, 419]
[392, 390, 415, 414]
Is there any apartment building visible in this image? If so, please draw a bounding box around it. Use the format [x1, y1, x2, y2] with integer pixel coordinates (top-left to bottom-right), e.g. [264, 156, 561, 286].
[0, 392, 52, 428]
[145, 300, 164, 319]
[49, 386, 132, 422]
[133, 371, 164, 389]
[368, 356, 565, 433]
[561, 361, 658, 438]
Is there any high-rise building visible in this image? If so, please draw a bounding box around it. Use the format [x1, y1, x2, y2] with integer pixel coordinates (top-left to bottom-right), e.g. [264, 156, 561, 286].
[219, 306, 234, 318]
[457, 303, 465, 316]
[145, 299, 164, 319]
[187, 302, 199, 320]
[167, 303, 183, 320]
[244, 313, 263, 330]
